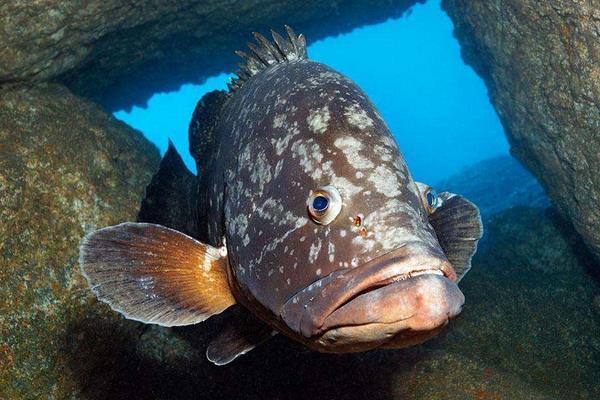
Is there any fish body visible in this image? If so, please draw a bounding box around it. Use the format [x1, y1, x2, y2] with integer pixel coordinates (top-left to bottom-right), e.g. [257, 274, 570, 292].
[80, 27, 482, 364]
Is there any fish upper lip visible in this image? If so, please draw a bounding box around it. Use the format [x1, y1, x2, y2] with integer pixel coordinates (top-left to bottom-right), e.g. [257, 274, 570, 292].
[280, 241, 457, 338]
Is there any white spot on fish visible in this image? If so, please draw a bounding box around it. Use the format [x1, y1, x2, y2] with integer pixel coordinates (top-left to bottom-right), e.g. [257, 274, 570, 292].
[250, 151, 273, 192]
[374, 144, 393, 162]
[368, 165, 401, 197]
[307, 106, 330, 134]
[344, 103, 374, 129]
[291, 139, 327, 180]
[273, 114, 286, 128]
[333, 136, 374, 170]
[274, 159, 284, 178]
[328, 242, 335, 263]
[331, 176, 362, 198]
[230, 214, 248, 238]
[200, 256, 212, 272]
[271, 124, 300, 156]
[309, 238, 323, 264]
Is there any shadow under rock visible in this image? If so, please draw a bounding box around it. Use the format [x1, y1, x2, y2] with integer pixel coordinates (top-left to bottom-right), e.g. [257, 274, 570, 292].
[64, 308, 421, 400]
[543, 208, 600, 283]
[451, 206, 600, 397]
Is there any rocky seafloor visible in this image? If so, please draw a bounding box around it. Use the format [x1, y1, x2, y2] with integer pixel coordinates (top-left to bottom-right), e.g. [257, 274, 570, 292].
[1, 0, 599, 398]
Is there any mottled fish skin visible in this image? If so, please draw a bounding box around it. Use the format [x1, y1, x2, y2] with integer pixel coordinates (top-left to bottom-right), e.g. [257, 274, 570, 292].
[204, 59, 445, 331]
[79, 28, 479, 362]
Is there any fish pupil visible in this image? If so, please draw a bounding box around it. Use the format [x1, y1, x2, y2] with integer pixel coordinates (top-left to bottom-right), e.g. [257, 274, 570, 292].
[427, 191, 437, 208]
[313, 195, 329, 212]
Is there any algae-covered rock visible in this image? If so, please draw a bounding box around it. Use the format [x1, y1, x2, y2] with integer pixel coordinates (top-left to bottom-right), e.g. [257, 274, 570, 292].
[51, 206, 599, 399]
[0, 0, 422, 110]
[441, 0, 600, 262]
[0, 83, 159, 398]
[408, 207, 600, 399]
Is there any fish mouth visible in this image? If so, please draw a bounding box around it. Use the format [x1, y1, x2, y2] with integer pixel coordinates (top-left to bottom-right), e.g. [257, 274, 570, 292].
[280, 241, 463, 350]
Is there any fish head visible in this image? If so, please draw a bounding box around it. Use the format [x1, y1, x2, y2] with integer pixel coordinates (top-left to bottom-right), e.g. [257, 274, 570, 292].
[224, 61, 463, 352]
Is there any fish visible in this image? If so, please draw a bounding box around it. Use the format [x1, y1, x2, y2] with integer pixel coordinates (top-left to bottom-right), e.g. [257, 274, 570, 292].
[79, 27, 483, 366]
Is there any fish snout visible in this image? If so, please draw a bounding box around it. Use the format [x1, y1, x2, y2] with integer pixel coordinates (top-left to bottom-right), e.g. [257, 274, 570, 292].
[317, 274, 464, 351]
[280, 242, 464, 352]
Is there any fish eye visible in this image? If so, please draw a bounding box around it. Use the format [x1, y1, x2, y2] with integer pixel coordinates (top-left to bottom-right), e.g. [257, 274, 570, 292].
[427, 189, 438, 209]
[307, 185, 342, 225]
[415, 182, 441, 214]
[312, 195, 329, 212]
[424, 188, 440, 214]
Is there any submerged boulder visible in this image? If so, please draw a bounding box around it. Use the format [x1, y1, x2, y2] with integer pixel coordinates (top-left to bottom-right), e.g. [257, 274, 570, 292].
[427, 207, 600, 398]
[441, 0, 600, 261]
[0, 0, 423, 110]
[0, 83, 159, 398]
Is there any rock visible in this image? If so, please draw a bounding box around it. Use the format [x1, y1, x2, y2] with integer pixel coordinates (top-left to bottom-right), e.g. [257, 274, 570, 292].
[40, 206, 599, 399]
[0, 83, 160, 398]
[0, 0, 423, 111]
[441, 1, 600, 261]
[436, 155, 550, 223]
[437, 207, 600, 398]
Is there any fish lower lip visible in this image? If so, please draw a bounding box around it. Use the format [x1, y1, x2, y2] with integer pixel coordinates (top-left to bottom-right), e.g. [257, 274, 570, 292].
[317, 274, 464, 348]
[280, 241, 457, 338]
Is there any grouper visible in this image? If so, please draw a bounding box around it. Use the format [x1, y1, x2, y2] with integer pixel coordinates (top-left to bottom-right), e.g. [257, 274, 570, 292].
[79, 27, 483, 365]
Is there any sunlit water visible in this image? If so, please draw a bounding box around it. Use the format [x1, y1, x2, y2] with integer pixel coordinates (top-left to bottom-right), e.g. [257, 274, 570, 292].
[114, 0, 508, 184]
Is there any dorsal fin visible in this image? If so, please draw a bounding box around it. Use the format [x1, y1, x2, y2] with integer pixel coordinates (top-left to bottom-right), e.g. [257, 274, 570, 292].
[188, 90, 228, 245]
[189, 90, 228, 171]
[138, 142, 201, 239]
[228, 25, 308, 92]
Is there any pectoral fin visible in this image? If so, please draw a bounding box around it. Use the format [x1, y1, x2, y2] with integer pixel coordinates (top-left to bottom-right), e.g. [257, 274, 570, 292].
[428, 192, 483, 281]
[207, 306, 275, 366]
[79, 222, 236, 326]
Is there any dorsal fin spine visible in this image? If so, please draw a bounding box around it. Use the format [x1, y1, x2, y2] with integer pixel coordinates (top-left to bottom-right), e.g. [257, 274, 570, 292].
[229, 25, 308, 92]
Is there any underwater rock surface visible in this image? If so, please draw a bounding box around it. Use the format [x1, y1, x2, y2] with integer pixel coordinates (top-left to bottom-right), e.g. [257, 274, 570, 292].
[436, 155, 550, 223]
[12, 201, 598, 398]
[0, 83, 159, 398]
[442, 0, 600, 261]
[0, 0, 422, 110]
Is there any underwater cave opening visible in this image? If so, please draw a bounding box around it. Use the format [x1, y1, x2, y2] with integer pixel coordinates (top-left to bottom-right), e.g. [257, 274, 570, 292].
[114, 0, 509, 185]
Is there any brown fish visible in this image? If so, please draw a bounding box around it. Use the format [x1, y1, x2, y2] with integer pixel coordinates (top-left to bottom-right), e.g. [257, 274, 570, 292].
[79, 27, 483, 365]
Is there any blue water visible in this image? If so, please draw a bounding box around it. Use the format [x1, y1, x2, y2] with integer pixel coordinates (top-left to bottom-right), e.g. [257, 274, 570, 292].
[114, 0, 508, 184]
